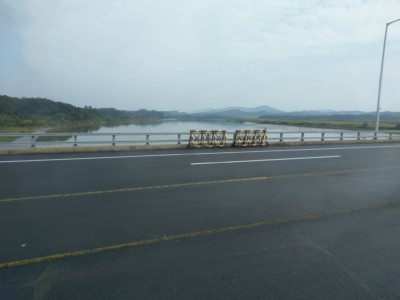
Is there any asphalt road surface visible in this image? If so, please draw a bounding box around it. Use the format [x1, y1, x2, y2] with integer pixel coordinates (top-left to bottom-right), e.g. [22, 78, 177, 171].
[1, 143, 400, 299]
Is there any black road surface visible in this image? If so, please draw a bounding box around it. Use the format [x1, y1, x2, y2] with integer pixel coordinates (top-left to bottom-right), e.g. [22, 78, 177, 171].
[1, 143, 400, 299]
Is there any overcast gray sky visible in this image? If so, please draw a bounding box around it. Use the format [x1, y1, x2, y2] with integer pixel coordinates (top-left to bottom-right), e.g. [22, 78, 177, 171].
[1, 0, 399, 112]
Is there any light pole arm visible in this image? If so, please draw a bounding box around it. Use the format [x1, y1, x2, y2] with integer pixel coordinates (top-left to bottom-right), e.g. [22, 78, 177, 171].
[388, 18, 400, 25]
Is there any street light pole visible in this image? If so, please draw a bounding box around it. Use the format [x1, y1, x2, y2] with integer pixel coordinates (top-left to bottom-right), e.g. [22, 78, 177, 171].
[375, 18, 400, 133]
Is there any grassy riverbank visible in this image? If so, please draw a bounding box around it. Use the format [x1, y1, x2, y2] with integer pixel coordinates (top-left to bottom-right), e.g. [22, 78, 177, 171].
[0, 119, 164, 142]
[246, 119, 400, 131]
[0, 126, 44, 142]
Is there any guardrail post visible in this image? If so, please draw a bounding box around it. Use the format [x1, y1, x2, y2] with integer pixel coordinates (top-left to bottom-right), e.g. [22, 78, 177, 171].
[389, 132, 392, 140]
[177, 134, 181, 144]
[74, 135, 78, 147]
[280, 133, 283, 142]
[321, 132, 325, 141]
[301, 132, 304, 142]
[31, 135, 35, 148]
[146, 134, 150, 145]
[340, 132, 343, 141]
[358, 132, 361, 140]
[112, 135, 116, 146]
[373, 132, 377, 140]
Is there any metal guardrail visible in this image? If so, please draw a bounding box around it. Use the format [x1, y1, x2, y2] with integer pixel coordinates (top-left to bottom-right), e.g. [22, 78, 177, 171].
[0, 130, 399, 148]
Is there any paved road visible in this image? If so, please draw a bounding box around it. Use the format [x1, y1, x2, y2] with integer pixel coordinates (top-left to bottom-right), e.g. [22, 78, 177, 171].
[1, 143, 400, 299]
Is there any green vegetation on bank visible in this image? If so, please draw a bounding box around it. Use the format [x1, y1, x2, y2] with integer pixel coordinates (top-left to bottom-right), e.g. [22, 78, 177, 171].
[247, 118, 400, 131]
[0, 95, 164, 132]
[0, 127, 33, 142]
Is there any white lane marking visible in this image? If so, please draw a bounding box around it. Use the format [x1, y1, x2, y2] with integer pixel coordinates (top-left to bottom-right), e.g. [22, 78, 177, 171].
[191, 155, 342, 166]
[0, 144, 398, 164]
[0, 154, 184, 164]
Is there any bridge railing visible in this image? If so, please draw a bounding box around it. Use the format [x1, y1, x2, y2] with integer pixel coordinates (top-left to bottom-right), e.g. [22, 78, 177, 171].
[0, 130, 399, 149]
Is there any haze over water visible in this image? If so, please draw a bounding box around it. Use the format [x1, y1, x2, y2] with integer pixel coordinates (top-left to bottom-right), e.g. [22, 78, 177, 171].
[89, 120, 334, 134]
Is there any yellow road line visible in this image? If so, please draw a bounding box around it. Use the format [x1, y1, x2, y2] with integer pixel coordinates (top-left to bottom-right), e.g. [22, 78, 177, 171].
[0, 177, 269, 203]
[0, 199, 395, 269]
[2, 165, 399, 203]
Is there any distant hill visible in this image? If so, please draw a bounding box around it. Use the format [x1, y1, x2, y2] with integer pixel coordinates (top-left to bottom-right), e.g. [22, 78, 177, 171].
[259, 111, 400, 121]
[193, 106, 400, 121]
[287, 110, 367, 116]
[0, 95, 163, 128]
[161, 110, 190, 118]
[2, 94, 399, 129]
[199, 105, 284, 114]
[192, 105, 283, 118]
[198, 105, 283, 116]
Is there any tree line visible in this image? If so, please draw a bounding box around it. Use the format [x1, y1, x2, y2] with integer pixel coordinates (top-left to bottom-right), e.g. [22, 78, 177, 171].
[0, 95, 164, 128]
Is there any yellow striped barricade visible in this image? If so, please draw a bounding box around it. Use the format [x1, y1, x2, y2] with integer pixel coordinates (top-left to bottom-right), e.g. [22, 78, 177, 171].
[211, 130, 227, 147]
[188, 130, 203, 148]
[188, 130, 227, 148]
[233, 129, 268, 147]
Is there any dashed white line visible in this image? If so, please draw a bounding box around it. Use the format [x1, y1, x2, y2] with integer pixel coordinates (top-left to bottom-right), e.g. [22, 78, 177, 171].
[191, 155, 342, 166]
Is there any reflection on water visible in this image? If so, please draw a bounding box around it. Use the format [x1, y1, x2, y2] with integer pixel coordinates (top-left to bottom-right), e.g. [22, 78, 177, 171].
[92, 120, 266, 133]
[43, 120, 343, 135]
[37, 120, 267, 143]
[37, 124, 103, 142]
[57, 120, 266, 144]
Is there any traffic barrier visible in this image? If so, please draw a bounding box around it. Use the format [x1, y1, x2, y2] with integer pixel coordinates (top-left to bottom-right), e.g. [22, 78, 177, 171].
[233, 129, 268, 147]
[188, 130, 227, 148]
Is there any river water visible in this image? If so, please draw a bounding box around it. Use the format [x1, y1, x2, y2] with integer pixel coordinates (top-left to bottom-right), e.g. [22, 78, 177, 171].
[93, 120, 265, 133]
[67, 120, 333, 134]
[50, 120, 355, 146]
[3, 120, 386, 148]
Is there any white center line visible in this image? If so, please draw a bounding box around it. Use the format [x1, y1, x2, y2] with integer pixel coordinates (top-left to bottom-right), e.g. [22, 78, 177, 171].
[191, 155, 342, 166]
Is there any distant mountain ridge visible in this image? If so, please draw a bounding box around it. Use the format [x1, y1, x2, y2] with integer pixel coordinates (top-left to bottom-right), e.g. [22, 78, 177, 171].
[198, 105, 283, 114]
[192, 106, 400, 121]
[288, 110, 367, 116]
[2, 94, 399, 128]
[194, 105, 373, 116]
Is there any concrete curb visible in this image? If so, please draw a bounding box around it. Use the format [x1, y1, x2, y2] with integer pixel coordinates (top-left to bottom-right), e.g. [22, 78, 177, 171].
[0, 139, 399, 155]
